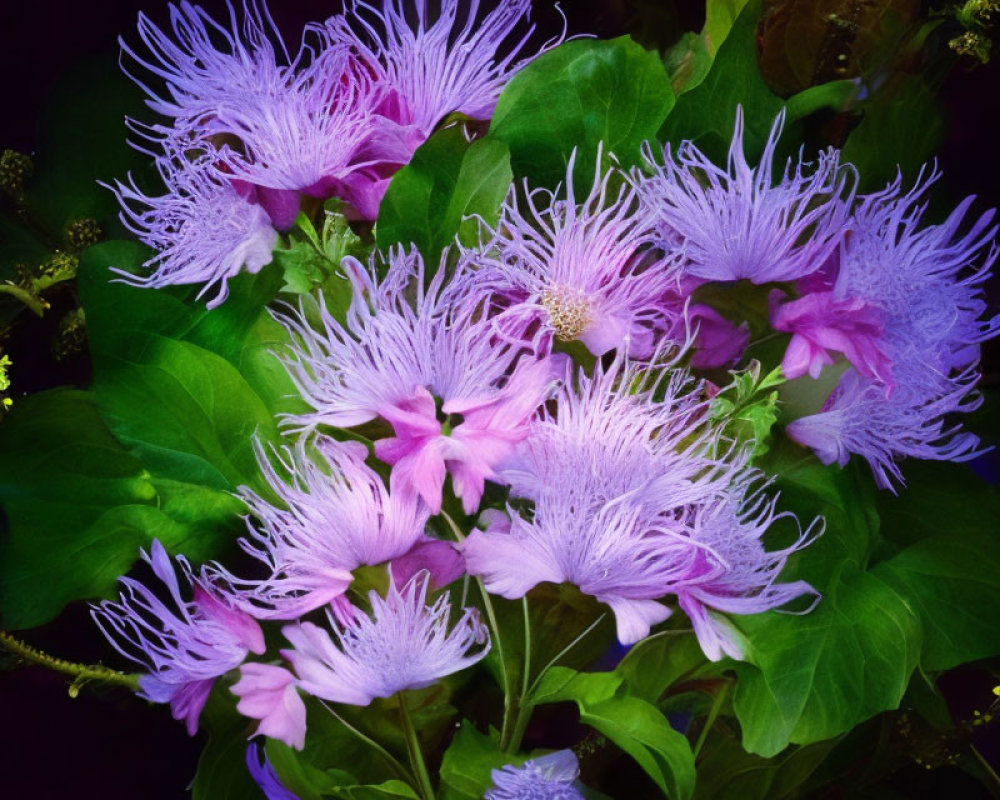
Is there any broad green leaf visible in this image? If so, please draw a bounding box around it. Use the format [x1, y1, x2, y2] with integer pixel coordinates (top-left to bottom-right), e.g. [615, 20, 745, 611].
[660, 0, 784, 164]
[870, 461, 1000, 670]
[529, 666, 623, 707]
[92, 332, 278, 488]
[841, 76, 944, 192]
[733, 563, 920, 757]
[529, 668, 695, 799]
[439, 722, 528, 800]
[732, 452, 920, 756]
[703, 0, 752, 54]
[663, 32, 713, 96]
[874, 531, 1000, 671]
[581, 696, 697, 800]
[376, 127, 512, 267]
[616, 632, 715, 704]
[0, 389, 243, 629]
[490, 37, 674, 187]
[79, 240, 297, 487]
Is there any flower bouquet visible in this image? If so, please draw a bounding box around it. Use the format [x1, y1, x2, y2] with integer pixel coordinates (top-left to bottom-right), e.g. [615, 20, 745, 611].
[1, 0, 999, 797]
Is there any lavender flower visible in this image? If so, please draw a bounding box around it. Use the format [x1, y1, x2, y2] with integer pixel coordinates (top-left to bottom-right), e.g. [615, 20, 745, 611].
[281, 572, 489, 705]
[107, 151, 278, 307]
[122, 0, 292, 125]
[315, 0, 560, 218]
[274, 247, 557, 513]
[486, 750, 585, 800]
[465, 358, 818, 648]
[206, 435, 429, 619]
[321, 0, 551, 136]
[92, 540, 265, 735]
[635, 108, 854, 284]
[786, 173, 999, 487]
[466, 359, 744, 645]
[464, 149, 685, 358]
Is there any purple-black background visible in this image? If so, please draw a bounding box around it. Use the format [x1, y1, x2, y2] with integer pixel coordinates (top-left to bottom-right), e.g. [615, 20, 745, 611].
[1, 1, 998, 798]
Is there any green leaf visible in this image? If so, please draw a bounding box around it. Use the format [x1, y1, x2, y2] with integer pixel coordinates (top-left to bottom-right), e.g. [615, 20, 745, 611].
[733, 564, 920, 757]
[731, 452, 921, 757]
[693, 730, 837, 800]
[439, 722, 528, 800]
[616, 632, 715, 704]
[327, 782, 419, 800]
[376, 127, 512, 267]
[490, 37, 674, 187]
[79, 240, 297, 487]
[581, 696, 697, 800]
[0, 389, 243, 629]
[841, 76, 944, 192]
[529, 668, 695, 799]
[868, 461, 1000, 670]
[191, 691, 261, 800]
[874, 531, 1000, 671]
[702, 0, 752, 54]
[660, 0, 783, 164]
[785, 80, 860, 121]
[529, 666, 623, 706]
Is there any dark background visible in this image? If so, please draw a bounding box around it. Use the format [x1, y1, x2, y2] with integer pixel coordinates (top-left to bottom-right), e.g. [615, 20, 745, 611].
[1, 1, 998, 798]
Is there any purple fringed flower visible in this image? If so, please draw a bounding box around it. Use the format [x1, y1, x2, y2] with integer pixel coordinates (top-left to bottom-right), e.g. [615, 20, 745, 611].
[274, 247, 558, 514]
[486, 750, 585, 800]
[786, 173, 1000, 487]
[247, 743, 301, 800]
[635, 108, 854, 285]
[317, 0, 559, 217]
[106, 152, 278, 307]
[122, 0, 292, 124]
[467, 359, 741, 644]
[464, 149, 685, 358]
[92, 540, 265, 735]
[232, 663, 307, 750]
[673, 480, 820, 661]
[323, 0, 548, 135]
[281, 572, 490, 705]
[206, 435, 429, 619]
[465, 357, 818, 648]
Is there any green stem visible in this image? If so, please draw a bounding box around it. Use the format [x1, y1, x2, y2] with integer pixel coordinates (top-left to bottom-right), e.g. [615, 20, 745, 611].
[971, 744, 1000, 798]
[525, 613, 608, 701]
[398, 694, 435, 800]
[319, 701, 414, 785]
[440, 512, 516, 749]
[693, 681, 730, 758]
[0, 630, 139, 691]
[502, 598, 534, 755]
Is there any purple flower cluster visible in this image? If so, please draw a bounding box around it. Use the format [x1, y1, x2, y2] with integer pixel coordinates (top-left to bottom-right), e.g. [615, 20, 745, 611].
[107, 0, 558, 300]
[632, 112, 998, 489]
[93, 0, 998, 783]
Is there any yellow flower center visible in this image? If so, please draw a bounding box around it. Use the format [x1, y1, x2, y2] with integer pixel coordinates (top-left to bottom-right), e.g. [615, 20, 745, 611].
[540, 285, 591, 341]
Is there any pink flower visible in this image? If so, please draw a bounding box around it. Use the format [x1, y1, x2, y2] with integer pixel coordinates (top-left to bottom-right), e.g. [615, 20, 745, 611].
[276, 248, 558, 514]
[770, 291, 892, 384]
[232, 664, 307, 751]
